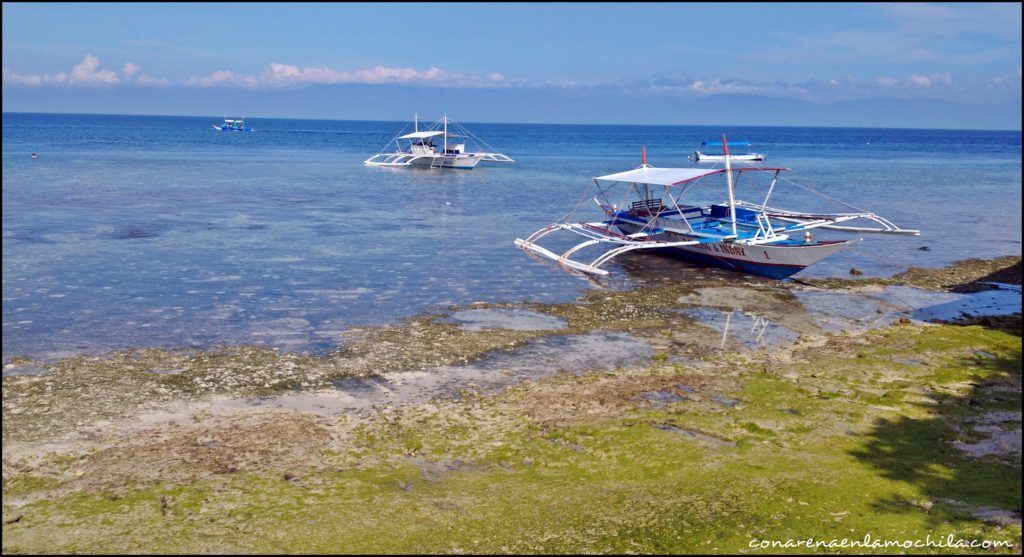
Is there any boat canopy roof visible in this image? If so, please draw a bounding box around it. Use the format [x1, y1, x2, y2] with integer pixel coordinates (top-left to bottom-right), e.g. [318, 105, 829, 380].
[702, 141, 750, 147]
[398, 131, 446, 139]
[397, 130, 469, 140]
[594, 166, 788, 186]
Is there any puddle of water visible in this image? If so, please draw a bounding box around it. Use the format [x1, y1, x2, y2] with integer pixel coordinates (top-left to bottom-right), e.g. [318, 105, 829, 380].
[212, 331, 652, 416]
[710, 394, 742, 408]
[791, 285, 1022, 332]
[635, 391, 689, 408]
[678, 308, 801, 350]
[790, 287, 909, 332]
[1, 362, 49, 377]
[952, 426, 1022, 458]
[676, 286, 821, 335]
[891, 357, 927, 366]
[146, 368, 184, 375]
[441, 308, 567, 332]
[215, 390, 375, 415]
[329, 376, 391, 394]
[669, 283, 1019, 359]
[651, 423, 736, 448]
[911, 289, 1022, 321]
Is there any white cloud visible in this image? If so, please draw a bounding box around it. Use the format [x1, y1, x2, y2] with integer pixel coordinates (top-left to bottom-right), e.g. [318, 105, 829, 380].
[876, 72, 953, 89]
[186, 63, 509, 89]
[68, 54, 120, 85]
[685, 78, 773, 95]
[134, 74, 170, 86]
[2, 55, 166, 87]
[909, 72, 952, 87]
[620, 69, 981, 104]
[185, 69, 258, 88]
[2, 68, 45, 86]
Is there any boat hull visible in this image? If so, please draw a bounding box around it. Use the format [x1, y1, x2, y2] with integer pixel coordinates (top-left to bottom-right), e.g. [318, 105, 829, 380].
[409, 155, 482, 169]
[365, 154, 482, 169]
[615, 223, 851, 279]
[693, 153, 764, 162]
[649, 242, 849, 279]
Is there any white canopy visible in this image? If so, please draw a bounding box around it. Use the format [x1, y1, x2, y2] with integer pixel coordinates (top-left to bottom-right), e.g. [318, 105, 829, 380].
[594, 165, 788, 186]
[398, 131, 445, 140]
[594, 166, 721, 186]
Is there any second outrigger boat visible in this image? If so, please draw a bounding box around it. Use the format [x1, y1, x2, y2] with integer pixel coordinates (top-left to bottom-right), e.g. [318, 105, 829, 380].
[213, 117, 253, 132]
[364, 115, 514, 169]
[515, 137, 919, 279]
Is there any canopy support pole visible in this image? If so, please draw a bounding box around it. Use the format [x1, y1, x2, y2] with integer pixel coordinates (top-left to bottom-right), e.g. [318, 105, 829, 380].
[723, 135, 738, 237]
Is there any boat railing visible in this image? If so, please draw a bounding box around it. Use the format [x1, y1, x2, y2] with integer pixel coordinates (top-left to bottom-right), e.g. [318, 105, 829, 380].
[734, 200, 920, 235]
[630, 199, 664, 216]
[474, 152, 515, 163]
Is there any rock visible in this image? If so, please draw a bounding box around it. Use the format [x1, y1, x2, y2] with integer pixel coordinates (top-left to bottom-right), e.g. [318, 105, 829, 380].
[849, 268, 864, 276]
[159, 495, 173, 516]
[3, 514, 23, 524]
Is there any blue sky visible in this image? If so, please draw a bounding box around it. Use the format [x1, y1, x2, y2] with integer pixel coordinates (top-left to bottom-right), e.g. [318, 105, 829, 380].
[2, 3, 1021, 128]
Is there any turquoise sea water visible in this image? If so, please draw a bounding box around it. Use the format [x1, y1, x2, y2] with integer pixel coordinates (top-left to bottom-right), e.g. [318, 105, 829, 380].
[2, 113, 1021, 362]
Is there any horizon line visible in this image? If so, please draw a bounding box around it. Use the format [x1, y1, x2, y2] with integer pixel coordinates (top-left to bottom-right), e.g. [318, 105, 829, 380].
[3, 110, 1021, 134]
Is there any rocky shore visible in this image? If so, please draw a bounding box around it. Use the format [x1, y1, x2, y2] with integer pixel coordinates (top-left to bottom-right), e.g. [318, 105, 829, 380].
[3, 257, 1021, 553]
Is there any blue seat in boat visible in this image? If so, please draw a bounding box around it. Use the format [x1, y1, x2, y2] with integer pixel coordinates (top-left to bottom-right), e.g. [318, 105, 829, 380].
[709, 204, 759, 223]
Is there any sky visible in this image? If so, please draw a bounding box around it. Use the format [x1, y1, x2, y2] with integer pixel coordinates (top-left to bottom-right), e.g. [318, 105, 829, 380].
[2, 2, 1022, 129]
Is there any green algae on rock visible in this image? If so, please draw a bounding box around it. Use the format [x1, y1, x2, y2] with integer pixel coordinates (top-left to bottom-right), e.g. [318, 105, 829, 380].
[3, 321, 1020, 554]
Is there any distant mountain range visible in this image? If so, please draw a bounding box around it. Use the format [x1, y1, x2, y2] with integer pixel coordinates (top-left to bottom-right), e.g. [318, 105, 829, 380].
[3, 84, 1021, 131]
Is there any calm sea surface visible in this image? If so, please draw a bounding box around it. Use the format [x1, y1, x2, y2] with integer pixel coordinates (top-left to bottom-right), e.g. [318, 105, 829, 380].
[3, 113, 1021, 362]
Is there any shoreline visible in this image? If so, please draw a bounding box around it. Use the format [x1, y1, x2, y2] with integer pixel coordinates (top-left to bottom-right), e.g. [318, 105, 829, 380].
[2, 256, 1021, 553]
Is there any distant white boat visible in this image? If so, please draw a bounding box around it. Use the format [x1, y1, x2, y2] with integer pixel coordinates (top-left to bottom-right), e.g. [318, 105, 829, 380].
[213, 117, 253, 132]
[364, 115, 513, 170]
[691, 141, 763, 162]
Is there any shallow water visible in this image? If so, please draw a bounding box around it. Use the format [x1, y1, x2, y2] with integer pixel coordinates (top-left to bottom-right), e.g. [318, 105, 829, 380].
[678, 307, 803, 349]
[442, 307, 568, 331]
[3, 114, 1021, 362]
[203, 282, 1020, 416]
[793, 285, 1022, 332]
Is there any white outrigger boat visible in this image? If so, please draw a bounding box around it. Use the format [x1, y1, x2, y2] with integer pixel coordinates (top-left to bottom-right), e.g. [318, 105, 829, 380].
[364, 115, 514, 169]
[515, 138, 919, 279]
[213, 116, 253, 132]
[691, 141, 764, 162]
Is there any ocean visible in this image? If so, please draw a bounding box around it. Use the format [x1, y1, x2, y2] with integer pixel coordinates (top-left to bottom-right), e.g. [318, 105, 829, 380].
[2, 113, 1021, 362]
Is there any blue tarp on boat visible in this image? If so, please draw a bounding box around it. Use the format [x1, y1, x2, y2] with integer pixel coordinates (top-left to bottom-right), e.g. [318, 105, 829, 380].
[702, 141, 751, 147]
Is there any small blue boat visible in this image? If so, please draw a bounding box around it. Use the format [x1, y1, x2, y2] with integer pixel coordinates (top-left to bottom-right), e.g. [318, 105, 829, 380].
[213, 117, 253, 132]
